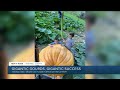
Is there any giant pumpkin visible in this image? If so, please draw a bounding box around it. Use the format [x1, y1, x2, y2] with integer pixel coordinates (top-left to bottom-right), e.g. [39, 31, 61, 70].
[39, 44, 74, 78]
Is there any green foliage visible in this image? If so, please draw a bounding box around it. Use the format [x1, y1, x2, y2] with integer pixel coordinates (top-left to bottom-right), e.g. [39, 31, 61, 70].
[35, 11, 63, 45]
[0, 11, 34, 44]
[72, 42, 85, 79]
[95, 38, 120, 79]
[35, 11, 85, 45]
[74, 42, 86, 66]
[63, 42, 86, 79]
[96, 39, 120, 65]
[64, 12, 85, 32]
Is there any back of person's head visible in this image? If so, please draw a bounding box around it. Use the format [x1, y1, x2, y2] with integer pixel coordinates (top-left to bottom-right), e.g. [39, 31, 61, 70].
[54, 38, 59, 41]
[86, 14, 96, 25]
[69, 33, 74, 37]
[54, 36, 59, 41]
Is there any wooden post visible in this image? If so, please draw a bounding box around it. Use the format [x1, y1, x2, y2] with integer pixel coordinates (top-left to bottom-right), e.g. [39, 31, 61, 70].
[0, 50, 7, 79]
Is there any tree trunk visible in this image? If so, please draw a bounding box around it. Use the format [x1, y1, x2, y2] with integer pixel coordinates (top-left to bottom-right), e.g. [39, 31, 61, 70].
[35, 44, 39, 62]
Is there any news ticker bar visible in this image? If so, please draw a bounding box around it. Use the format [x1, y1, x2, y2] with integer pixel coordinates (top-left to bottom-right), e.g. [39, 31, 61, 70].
[8, 66, 120, 74]
[9, 62, 45, 66]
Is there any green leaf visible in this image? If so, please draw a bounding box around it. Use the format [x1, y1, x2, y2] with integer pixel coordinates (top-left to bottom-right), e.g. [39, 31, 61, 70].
[39, 28, 46, 32]
[45, 30, 52, 34]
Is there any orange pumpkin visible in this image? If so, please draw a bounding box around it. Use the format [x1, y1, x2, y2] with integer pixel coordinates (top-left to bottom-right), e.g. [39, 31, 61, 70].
[39, 44, 74, 77]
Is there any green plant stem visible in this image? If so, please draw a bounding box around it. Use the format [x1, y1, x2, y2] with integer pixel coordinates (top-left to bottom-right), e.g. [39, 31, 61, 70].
[61, 12, 64, 39]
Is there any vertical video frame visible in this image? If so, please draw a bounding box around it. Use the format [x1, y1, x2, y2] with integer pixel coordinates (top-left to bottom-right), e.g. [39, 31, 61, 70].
[35, 11, 86, 79]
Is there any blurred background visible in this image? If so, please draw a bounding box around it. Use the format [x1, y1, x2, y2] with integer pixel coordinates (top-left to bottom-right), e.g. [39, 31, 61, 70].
[0, 11, 34, 79]
[86, 11, 120, 79]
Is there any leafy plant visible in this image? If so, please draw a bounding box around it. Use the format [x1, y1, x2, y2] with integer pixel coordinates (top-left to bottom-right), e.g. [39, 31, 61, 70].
[71, 42, 86, 79]
[63, 12, 85, 32]
[74, 43, 86, 66]
[35, 11, 85, 45]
